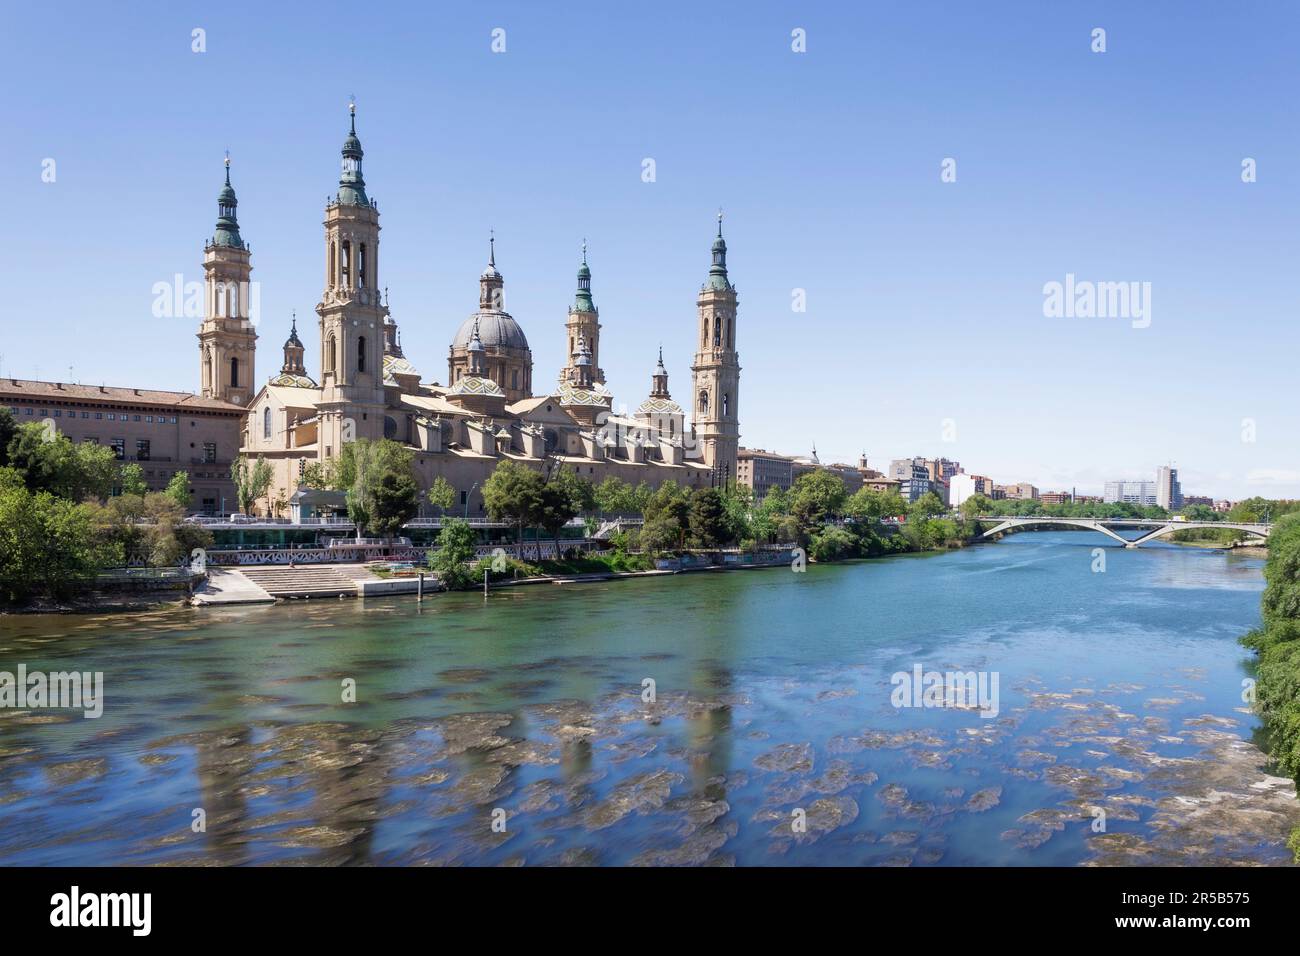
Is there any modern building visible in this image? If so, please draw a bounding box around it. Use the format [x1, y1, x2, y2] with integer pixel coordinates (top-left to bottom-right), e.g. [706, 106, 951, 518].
[889, 457, 933, 502]
[995, 482, 1038, 501]
[737, 447, 794, 498]
[949, 473, 978, 509]
[1103, 480, 1157, 506]
[1156, 465, 1183, 511]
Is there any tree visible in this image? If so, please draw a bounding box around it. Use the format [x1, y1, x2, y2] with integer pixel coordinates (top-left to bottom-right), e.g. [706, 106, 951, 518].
[0, 409, 16, 467]
[0, 471, 112, 603]
[719, 483, 755, 543]
[594, 476, 632, 515]
[811, 526, 858, 562]
[164, 471, 191, 510]
[6, 423, 116, 501]
[644, 481, 691, 550]
[301, 459, 342, 491]
[535, 483, 578, 558]
[428, 517, 477, 590]
[909, 491, 945, 520]
[230, 456, 273, 515]
[790, 470, 847, 538]
[427, 475, 456, 514]
[688, 487, 729, 547]
[344, 439, 419, 538]
[482, 460, 545, 548]
[549, 464, 596, 516]
[960, 493, 993, 521]
[119, 463, 148, 498]
[844, 487, 885, 523]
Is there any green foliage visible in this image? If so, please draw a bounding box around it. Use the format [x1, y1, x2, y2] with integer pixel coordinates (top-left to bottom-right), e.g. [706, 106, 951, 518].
[789, 470, 848, 537]
[688, 487, 729, 547]
[0, 409, 15, 468]
[342, 439, 419, 537]
[6, 423, 116, 501]
[642, 481, 690, 551]
[230, 455, 273, 515]
[1289, 826, 1300, 864]
[482, 460, 544, 543]
[810, 526, 858, 562]
[0, 470, 111, 603]
[1242, 512, 1300, 783]
[428, 518, 477, 590]
[119, 462, 148, 498]
[426, 475, 456, 513]
[300, 458, 343, 491]
[163, 471, 191, 510]
[473, 554, 541, 582]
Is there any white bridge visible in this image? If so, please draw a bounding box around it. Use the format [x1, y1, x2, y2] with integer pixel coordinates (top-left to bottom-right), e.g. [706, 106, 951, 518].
[975, 516, 1272, 548]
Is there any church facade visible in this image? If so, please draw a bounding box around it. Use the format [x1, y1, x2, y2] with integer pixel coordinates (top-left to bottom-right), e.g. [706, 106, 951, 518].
[214, 107, 741, 517]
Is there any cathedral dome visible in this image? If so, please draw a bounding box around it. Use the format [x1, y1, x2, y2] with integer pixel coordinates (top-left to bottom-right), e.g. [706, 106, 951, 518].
[451, 312, 530, 352]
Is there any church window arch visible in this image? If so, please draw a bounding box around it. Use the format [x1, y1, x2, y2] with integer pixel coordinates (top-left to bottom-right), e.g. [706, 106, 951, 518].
[357, 336, 367, 373]
[723, 393, 730, 417]
[230, 357, 240, 388]
[698, 390, 709, 415]
[263, 406, 272, 440]
[326, 334, 336, 373]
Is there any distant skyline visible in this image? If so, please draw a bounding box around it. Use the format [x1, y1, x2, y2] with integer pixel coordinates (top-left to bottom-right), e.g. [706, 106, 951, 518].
[6, 1, 1299, 499]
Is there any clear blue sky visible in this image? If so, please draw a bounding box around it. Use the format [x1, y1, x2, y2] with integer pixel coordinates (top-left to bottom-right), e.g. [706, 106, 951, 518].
[5, 1, 1298, 499]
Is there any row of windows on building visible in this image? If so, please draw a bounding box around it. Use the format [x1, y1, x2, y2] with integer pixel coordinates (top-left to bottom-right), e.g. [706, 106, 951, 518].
[78, 436, 219, 464]
[8, 406, 180, 424]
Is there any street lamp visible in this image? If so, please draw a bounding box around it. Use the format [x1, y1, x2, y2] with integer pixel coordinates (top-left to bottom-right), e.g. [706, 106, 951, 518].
[464, 481, 479, 520]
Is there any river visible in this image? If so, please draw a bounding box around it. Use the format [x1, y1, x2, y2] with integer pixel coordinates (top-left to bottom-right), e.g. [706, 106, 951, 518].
[1, 531, 1295, 866]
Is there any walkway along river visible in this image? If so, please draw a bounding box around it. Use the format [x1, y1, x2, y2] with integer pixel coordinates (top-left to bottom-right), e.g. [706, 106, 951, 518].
[0, 530, 1294, 865]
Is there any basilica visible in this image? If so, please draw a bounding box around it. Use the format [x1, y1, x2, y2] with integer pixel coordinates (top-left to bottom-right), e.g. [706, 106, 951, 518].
[201, 106, 742, 516]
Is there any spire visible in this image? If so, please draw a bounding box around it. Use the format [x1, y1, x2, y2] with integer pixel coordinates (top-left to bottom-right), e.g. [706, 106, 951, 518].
[706, 209, 731, 291]
[337, 98, 369, 206]
[467, 315, 486, 376]
[212, 153, 243, 249]
[479, 231, 504, 310]
[281, 311, 306, 375]
[650, 344, 670, 398]
[572, 238, 595, 312]
[572, 333, 593, 388]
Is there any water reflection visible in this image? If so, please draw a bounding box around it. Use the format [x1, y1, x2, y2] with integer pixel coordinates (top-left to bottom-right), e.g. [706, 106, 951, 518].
[0, 533, 1293, 865]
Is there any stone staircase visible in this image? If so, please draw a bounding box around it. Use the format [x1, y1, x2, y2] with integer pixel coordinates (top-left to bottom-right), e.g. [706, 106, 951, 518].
[235, 565, 359, 599]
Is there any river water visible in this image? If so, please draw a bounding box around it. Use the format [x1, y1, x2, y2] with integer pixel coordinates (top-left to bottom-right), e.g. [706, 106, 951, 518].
[1, 531, 1295, 866]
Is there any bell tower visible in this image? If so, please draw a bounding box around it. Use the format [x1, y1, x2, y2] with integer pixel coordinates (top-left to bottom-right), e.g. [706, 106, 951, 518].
[689, 212, 741, 485]
[316, 101, 388, 460]
[198, 155, 257, 406]
[559, 240, 604, 386]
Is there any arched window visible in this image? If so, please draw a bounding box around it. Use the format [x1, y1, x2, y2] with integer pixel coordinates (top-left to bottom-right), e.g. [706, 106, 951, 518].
[698, 390, 709, 415]
[326, 334, 336, 372]
[229, 357, 239, 387]
[511, 369, 518, 390]
[357, 336, 366, 373]
[713, 316, 722, 347]
[358, 243, 367, 287]
[330, 243, 337, 286]
[341, 241, 352, 286]
[723, 393, 730, 417]
[263, 406, 272, 440]
[702, 319, 709, 346]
